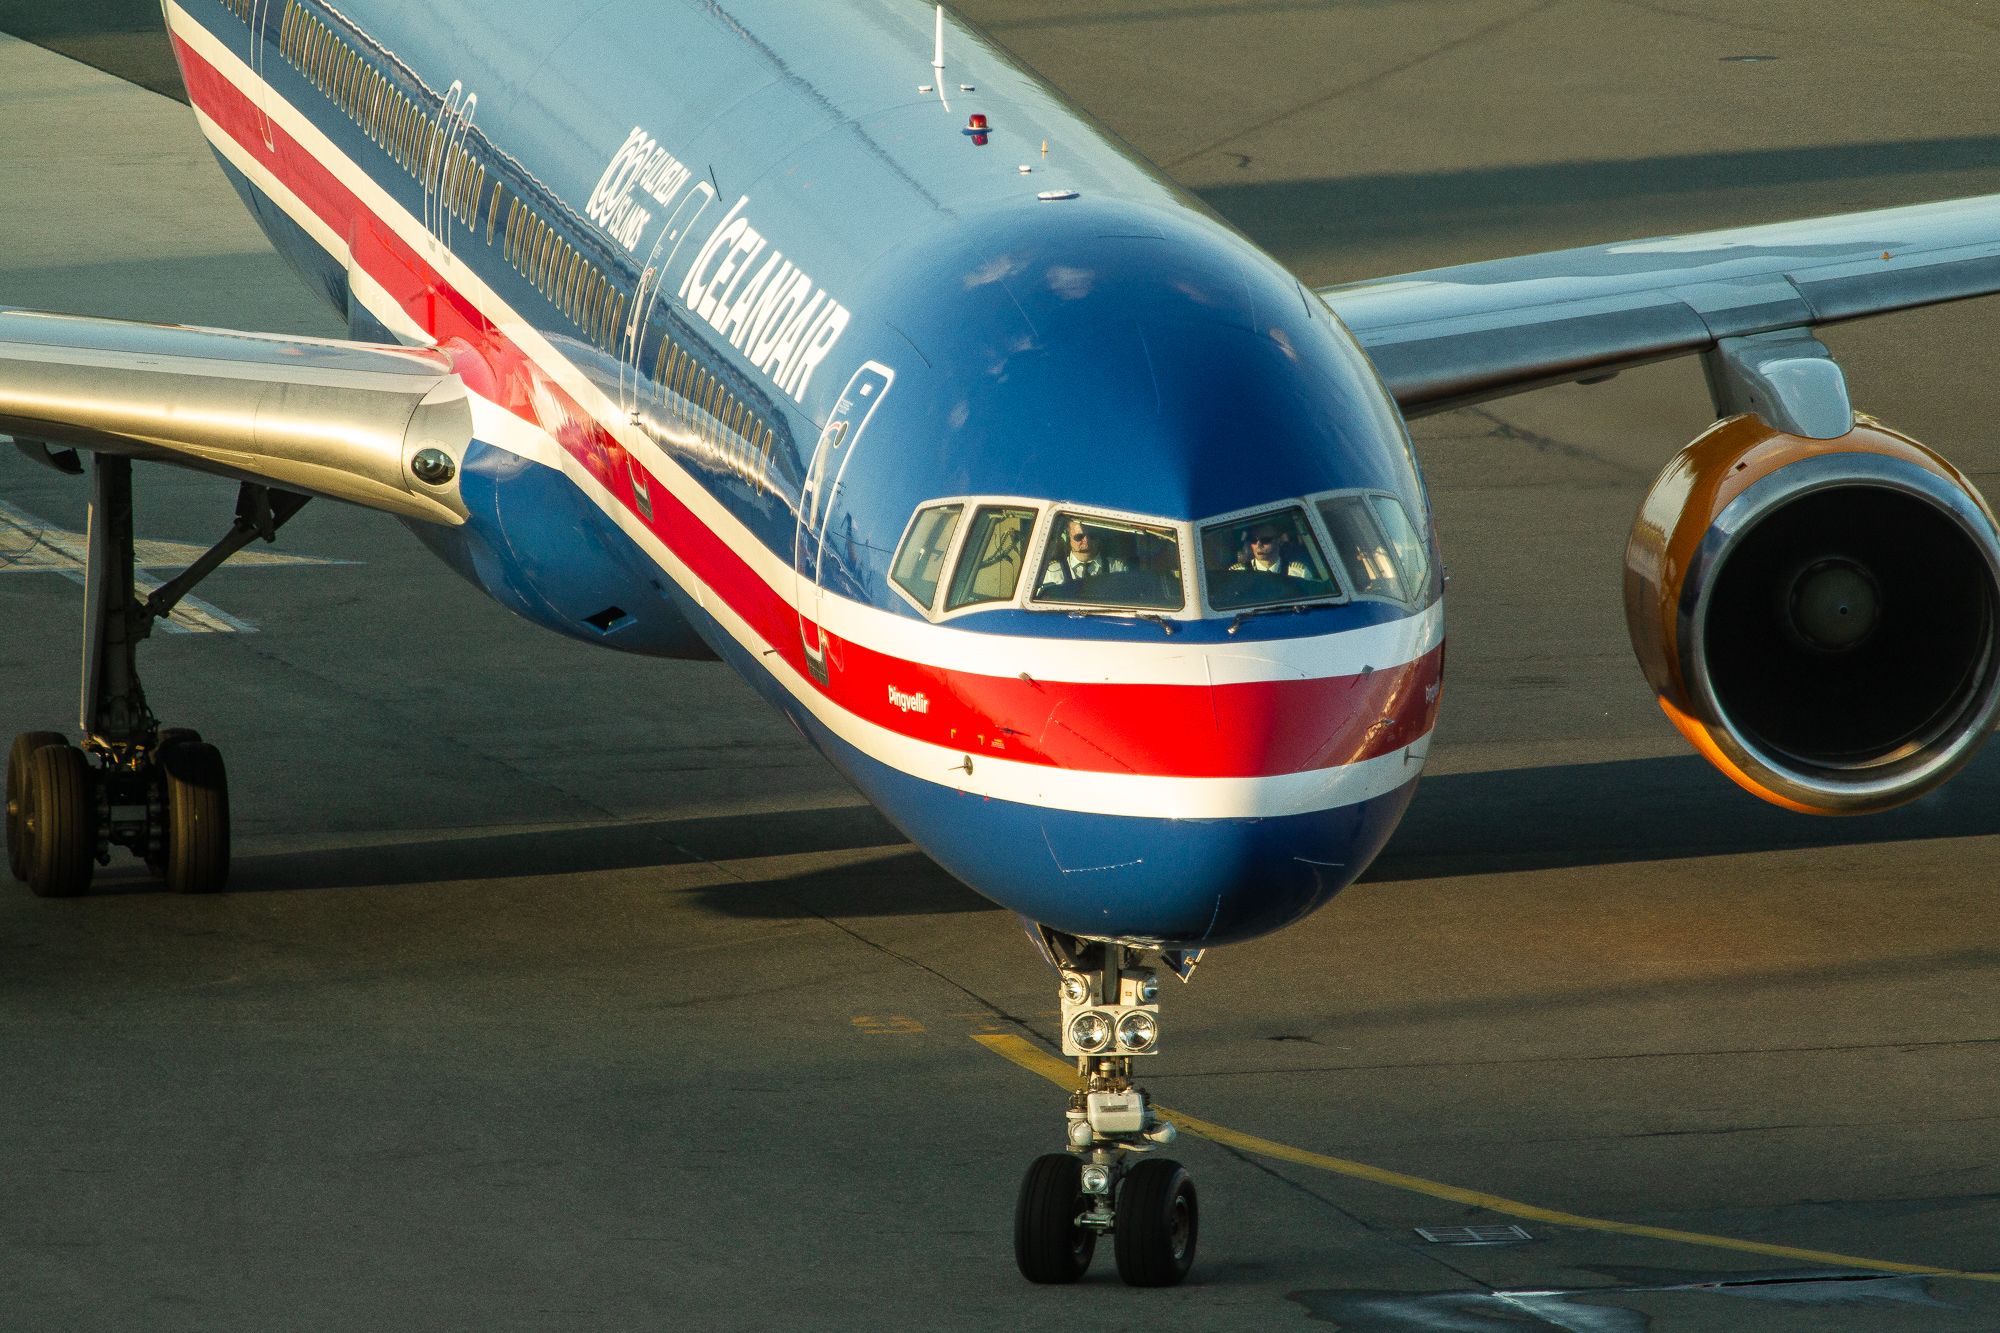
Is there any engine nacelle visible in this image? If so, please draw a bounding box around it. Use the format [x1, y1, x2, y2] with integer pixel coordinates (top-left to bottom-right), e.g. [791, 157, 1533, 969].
[1626, 413, 2000, 814]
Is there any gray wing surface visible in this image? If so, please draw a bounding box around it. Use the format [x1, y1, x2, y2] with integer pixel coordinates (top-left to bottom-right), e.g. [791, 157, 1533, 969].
[0, 309, 472, 524]
[1318, 193, 2000, 418]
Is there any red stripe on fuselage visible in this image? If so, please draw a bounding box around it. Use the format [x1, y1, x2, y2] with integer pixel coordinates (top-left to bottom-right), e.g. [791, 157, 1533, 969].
[170, 25, 1443, 781]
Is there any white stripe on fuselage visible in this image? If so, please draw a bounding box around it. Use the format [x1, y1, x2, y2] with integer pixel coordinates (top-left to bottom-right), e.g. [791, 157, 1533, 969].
[165, 4, 1435, 818]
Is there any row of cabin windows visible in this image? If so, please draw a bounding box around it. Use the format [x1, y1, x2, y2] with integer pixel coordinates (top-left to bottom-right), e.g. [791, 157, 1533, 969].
[278, 2, 621, 351]
[499, 196, 627, 351]
[278, 3, 481, 230]
[652, 331, 777, 486]
[266, 0, 777, 491]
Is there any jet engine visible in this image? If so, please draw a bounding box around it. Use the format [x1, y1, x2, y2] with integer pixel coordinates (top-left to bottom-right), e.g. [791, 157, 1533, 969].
[1625, 413, 2000, 813]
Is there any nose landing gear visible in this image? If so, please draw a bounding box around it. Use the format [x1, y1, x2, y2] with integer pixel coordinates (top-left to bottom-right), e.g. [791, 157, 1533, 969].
[1013, 932, 1200, 1287]
[4, 459, 301, 897]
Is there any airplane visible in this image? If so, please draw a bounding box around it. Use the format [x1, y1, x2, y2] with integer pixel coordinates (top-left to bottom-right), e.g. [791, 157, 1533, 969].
[4, 0, 2000, 1290]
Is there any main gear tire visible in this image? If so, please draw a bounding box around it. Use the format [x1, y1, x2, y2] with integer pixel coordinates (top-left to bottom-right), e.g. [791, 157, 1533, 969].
[22, 742, 94, 899]
[6, 731, 67, 882]
[161, 741, 229, 895]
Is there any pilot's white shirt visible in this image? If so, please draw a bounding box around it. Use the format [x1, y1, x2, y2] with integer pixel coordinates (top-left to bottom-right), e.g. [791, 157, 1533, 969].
[1231, 557, 1311, 577]
[1043, 554, 1128, 583]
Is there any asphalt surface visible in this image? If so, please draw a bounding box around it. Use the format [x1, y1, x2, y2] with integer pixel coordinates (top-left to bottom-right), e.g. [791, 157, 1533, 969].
[6, 3, 2000, 1329]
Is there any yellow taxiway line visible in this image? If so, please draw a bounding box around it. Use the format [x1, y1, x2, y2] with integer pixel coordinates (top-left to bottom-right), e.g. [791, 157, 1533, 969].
[974, 1032, 2000, 1284]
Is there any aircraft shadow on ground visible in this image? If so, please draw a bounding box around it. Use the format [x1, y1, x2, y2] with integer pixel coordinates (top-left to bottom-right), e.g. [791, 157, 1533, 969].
[214, 801, 1000, 918]
[1201, 138, 2000, 261]
[1371, 746, 2000, 883]
[133, 742, 2000, 915]
[205, 803, 977, 907]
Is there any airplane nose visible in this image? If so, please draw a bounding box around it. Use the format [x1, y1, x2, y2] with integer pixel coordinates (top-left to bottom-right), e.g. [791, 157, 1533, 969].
[1028, 776, 1422, 945]
[846, 621, 1444, 947]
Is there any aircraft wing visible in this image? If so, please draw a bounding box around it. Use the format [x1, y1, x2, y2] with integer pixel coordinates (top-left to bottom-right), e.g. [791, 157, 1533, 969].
[1317, 192, 2000, 419]
[0, 308, 473, 524]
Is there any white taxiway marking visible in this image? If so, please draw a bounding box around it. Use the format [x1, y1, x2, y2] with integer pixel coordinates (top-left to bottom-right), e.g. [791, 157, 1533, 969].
[0, 498, 353, 634]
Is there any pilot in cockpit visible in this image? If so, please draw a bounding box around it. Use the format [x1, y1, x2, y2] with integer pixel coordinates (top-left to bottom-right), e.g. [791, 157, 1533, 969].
[1229, 522, 1311, 579]
[1041, 517, 1128, 588]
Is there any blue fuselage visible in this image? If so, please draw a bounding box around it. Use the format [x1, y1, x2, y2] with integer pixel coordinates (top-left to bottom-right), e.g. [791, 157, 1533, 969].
[164, 0, 1444, 947]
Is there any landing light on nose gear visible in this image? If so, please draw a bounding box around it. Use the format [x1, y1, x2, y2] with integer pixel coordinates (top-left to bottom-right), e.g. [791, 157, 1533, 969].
[1014, 933, 1200, 1287]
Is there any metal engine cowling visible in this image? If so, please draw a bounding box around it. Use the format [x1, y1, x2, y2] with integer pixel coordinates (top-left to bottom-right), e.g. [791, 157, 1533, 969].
[1625, 413, 2000, 813]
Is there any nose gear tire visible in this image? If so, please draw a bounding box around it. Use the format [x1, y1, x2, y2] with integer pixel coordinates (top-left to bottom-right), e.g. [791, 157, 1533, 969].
[1014, 1153, 1096, 1283]
[1114, 1158, 1197, 1287]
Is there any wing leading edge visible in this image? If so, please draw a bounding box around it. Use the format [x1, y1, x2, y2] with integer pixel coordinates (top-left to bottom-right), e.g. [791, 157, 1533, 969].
[1318, 192, 2000, 418]
[0, 309, 473, 524]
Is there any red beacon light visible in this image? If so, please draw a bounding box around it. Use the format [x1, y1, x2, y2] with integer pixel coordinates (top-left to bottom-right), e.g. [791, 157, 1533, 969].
[965, 113, 990, 146]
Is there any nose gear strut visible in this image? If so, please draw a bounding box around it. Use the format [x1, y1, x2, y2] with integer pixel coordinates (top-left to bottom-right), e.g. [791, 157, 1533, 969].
[5, 457, 308, 897]
[1013, 930, 1201, 1287]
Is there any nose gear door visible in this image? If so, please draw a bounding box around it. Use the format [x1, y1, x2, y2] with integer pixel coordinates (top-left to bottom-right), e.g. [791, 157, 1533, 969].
[795, 363, 894, 686]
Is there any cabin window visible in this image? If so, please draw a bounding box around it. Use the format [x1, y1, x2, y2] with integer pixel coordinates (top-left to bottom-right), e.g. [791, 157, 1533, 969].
[1200, 505, 1339, 612]
[1032, 512, 1184, 612]
[945, 506, 1036, 612]
[1315, 493, 1426, 606]
[398, 98, 418, 166]
[533, 224, 553, 287]
[890, 505, 965, 612]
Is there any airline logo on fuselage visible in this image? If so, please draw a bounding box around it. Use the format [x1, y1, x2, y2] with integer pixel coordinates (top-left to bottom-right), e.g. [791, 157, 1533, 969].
[678, 196, 851, 406]
[589, 127, 852, 405]
[586, 126, 693, 249]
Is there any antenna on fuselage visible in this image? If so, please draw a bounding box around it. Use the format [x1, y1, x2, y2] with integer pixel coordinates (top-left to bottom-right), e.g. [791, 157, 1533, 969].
[932, 5, 952, 112]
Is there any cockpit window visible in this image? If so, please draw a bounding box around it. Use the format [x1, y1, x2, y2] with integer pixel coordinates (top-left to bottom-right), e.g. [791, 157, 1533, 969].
[1369, 494, 1430, 602]
[945, 505, 1036, 611]
[890, 503, 964, 611]
[1200, 506, 1340, 611]
[1033, 511, 1184, 611]
[1317, 493, 1426, 605]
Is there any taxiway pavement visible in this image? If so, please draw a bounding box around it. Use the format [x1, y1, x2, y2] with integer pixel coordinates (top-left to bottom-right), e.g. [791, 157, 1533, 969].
[6, 4, 2000, 1328]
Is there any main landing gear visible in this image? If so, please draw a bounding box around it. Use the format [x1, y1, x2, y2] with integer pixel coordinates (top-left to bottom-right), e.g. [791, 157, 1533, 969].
[4, 458, 307, 898]
[1013, 931, 1202, 1287]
